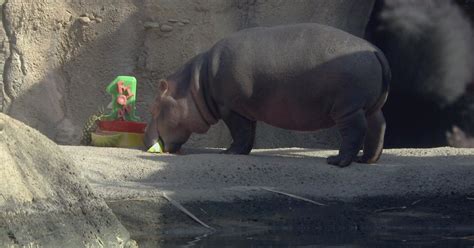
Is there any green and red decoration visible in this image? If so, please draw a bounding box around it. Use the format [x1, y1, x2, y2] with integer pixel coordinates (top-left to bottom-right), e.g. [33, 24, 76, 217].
[86, 76, 153, 149]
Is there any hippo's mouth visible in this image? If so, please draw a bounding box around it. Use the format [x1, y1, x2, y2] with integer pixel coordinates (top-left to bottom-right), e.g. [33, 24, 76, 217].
[165, 143, 182, 153]
[160, 137, 182, 153]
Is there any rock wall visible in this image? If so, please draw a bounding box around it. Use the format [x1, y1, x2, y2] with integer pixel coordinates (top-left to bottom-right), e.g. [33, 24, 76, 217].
[0, 0, 375, 148]
[0, 113, 134, 247]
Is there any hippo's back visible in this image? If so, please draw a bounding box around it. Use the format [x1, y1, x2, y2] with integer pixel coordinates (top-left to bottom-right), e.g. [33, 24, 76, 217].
[210, 23, 376, 73]
[208, 23, 384, 131]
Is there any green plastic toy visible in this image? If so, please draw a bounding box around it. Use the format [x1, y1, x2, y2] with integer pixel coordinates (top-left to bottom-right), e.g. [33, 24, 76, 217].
[104, 76, 140, 121]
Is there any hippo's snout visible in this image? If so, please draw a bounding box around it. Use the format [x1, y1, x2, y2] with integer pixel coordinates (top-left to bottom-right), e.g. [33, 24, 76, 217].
[164, 142, 183, 154]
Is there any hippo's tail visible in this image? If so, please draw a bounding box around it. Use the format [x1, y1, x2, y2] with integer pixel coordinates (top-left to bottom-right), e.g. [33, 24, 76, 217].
[367, 50, 391, 115]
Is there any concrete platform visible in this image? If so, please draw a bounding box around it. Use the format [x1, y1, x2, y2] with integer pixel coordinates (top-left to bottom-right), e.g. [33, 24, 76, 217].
[63, 146, 474, 202]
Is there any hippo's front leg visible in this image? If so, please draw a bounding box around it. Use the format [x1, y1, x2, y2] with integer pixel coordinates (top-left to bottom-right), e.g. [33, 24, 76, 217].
[220, 109, 256, 155]
[327, 109, 367, 167]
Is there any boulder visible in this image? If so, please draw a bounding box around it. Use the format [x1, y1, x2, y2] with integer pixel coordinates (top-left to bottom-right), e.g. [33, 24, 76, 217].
[0, 113, 134, 247]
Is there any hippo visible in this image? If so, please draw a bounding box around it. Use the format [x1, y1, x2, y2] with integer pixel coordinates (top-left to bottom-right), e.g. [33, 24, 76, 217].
[144, 23, 390, 167]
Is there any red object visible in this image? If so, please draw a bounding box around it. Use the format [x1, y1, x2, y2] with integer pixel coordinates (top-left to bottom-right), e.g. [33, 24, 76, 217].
[98, 120, 147, 133]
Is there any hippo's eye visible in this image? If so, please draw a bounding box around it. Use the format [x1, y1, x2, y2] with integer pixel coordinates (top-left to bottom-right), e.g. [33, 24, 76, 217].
[150, 105, 162, 119]
[159, 97, 180, 127]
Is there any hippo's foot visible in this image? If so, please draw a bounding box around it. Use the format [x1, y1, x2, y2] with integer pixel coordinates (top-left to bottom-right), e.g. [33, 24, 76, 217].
[220, 146, 251, 155]
[328, 109, 367, 168]
[355, 155, 376, 164]
[327, 155, 354, 167]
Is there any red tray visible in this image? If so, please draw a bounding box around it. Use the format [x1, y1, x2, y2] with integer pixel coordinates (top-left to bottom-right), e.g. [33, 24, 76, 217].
[98, 120, 147, 133]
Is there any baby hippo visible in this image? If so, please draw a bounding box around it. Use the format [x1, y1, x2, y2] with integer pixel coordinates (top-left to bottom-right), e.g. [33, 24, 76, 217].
[145, 23, 390, 167]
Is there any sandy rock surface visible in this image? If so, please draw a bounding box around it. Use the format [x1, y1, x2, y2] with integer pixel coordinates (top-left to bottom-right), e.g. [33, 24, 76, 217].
[0, 113, 134, 247]
[64, 145, 474, 203]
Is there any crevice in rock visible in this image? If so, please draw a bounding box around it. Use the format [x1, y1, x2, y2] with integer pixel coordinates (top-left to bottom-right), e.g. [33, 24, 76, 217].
[0, 0, 10, 113]
[1, 0, 16, 113]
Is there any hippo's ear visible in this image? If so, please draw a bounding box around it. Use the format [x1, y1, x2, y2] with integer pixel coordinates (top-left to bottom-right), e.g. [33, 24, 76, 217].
[158, 79, 169, 96]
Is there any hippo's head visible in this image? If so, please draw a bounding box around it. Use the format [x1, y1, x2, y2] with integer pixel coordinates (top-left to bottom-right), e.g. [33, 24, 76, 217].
[145, 77, 214, 153]
[145, 54, 218, 153]
[146, 79, 192, 153]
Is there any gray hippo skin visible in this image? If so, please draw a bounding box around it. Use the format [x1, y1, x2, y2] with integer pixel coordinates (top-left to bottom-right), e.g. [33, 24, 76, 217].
[145, 23, 390, 167]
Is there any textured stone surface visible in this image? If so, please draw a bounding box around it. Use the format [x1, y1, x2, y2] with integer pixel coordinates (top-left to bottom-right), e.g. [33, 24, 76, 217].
[0, 0, 375, 148]
[64, 145, 474, 203]
[0, 113, 134, 247]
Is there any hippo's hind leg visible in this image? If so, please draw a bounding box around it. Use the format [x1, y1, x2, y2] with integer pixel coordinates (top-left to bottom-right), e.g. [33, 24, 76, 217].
[357, 110, 386, 163]
[328, 109, 367, 167]
[221, 110, 256, 155]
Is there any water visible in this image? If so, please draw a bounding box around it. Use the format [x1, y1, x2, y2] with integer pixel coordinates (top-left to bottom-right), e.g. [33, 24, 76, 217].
[174, 229, 474, 247]
[110, 195, 474, 248]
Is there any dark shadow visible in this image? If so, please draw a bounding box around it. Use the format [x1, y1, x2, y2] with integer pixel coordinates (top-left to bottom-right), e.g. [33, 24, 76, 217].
[136, 147, 330, 163]
[365, 0, 474, 148]
[252, 147, 326, 158]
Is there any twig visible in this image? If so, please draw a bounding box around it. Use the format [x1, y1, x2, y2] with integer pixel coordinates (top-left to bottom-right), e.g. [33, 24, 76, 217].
[375, 199, 422, 213]
[260, 187, 326, 206]
[183, 233, 211, 248]
[162, 193, 215, 230]
[374, 206, 407, 213]
[466, 197, 474, 201]
[443, 235, 474, 241]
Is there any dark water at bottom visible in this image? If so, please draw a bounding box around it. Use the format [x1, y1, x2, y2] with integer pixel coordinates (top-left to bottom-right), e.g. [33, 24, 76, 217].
[172, 228, 474, 247]
[110, 195, 474, 248]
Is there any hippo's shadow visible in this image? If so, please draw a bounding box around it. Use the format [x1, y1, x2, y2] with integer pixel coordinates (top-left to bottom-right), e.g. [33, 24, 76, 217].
[251, 148, 333, 159]
[182, 147, 331, 159]
[137, 147, 331, 164]
[137, 147, 474, 169]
